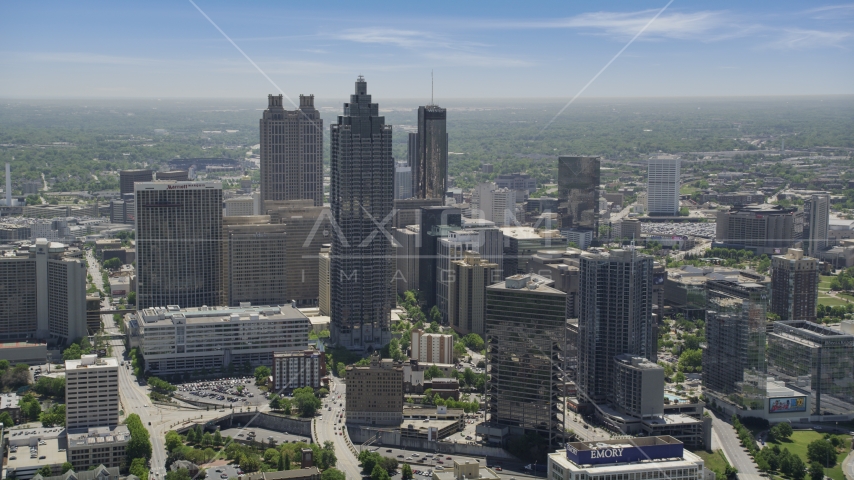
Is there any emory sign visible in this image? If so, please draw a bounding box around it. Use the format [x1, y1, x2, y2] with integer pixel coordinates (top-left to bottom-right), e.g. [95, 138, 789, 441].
[590, 448, 624, 459]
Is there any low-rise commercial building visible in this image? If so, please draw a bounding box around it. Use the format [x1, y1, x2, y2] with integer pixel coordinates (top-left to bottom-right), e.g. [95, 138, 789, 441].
[128, 304, 310, 375]
[66, 426, 130, 471]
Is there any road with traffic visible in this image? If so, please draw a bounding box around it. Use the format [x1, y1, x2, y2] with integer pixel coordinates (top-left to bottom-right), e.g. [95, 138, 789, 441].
[314, 378, 362, 480]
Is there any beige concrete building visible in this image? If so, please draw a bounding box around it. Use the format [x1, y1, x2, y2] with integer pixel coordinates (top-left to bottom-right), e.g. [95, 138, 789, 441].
[411, 330, 454, 365]
[222, 216, 288, 307]
[271, 349, 323, 391]
[224, 194, 260, 217]
[65, 355, 119, 429]
[448, 251, 499, 337]
[266, 200, 329, 306]
[0, 239, 87, 344]
[613, 354, 665, 420]
[345, 354, 403, 426]
[66, 426, 129, 471]
[129, 304, 310, 375]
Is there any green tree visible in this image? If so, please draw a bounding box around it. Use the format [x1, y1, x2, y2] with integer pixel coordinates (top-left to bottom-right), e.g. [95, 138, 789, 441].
[61, 462, 74, 474]
[807, 439, 837, 467]
[214, 430, 223, 446]
[371, 464, 390, 480]
[125, 414, 152, 464]
[37, 466, 53, 477]
[241, 455, 261, 473]
[130, 458, 149, 480]
[292, 387, 321, 417]
[254, 366, 271, 384]
[165, 431, 183, 452]
[678, 349, 702, 371]
[791, 456, 806, 480]
[103, 258, 122, 270]
[0, 411, 15, 427]
[166, 469, 192, 480]
[808, 462, 824, 480]
[39, 403, 66, 427]
[321, 469, 346, 480]
[19, 393, 42, 420]
[127, 291, 136, 305]
[674, 371, 686, 383]
[424, 365, 442, 380]
[401, 464, 413, 480]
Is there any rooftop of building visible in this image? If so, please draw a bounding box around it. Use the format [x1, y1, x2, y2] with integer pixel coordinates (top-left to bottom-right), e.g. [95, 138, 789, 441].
[644, 413, 704, 426]
[488, 273, 563, 295]
[244, 467, 321, 480]
[5, 429, 68, 471]
[272, 349, 321, 359]
[137, 304, 309, 326]
[1, 392, 20, 409]
[65, 355, 118, 370]
[725, 204, 798, 214]
[32, 465, 120, 480]
[615, 354, 662, 371]
[0, 340, 47, 349]
[771, 320, 854, 344]
[433, 460, 500, 480]
[67, 425, 130, 447]
[498, 226, 546, 239]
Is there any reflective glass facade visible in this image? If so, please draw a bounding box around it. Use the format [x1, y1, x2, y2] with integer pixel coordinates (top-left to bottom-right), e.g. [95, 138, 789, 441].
[557, 156, 600, 231]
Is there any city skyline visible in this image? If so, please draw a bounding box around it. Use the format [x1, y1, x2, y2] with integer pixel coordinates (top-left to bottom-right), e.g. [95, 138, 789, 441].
[2, 1, 853, 99]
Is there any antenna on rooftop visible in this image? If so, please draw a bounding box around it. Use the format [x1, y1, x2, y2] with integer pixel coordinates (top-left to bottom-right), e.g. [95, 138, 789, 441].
[431, 69, 434, 105]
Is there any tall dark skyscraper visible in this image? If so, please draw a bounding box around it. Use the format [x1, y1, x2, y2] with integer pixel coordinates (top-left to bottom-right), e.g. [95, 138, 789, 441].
[330, 77, 395, 348]
[260, 94, 323, 206]
[414, 105, 448, 200]
[557, 156, 600, 232]
[135, 181, 223, 310]
[577, 249, 654, 405]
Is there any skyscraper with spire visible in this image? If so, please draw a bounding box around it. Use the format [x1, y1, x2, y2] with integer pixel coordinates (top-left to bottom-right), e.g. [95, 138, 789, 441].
[329, 76, 395, 348]
[414, 76, 448, 201]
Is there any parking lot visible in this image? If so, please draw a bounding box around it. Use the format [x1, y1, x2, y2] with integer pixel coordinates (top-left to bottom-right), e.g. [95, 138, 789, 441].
[219, 427, 310, 447]
[174, 377, 268, 408]
[204, 463, 241, 480]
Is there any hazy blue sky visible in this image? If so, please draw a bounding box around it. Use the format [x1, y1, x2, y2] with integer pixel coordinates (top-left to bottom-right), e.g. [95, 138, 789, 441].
[1, 1, 852, 100]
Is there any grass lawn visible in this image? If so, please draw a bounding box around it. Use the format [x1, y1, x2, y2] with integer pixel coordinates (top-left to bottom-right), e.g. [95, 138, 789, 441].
[819, 277, 832, 292]
[691, 450, 730, 477]
[767, 430, 852, 480]
[818, 295, 849, 306]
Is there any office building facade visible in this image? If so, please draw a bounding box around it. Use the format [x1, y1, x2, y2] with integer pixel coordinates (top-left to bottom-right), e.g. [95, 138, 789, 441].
[808, 193, 830, 256]
[0, 239, 87, 344]
[448, 251, 499, 337]
[222, 216, 288, 307]
[128, 304, 311, 375]
[266, 200, 329, 306]
[394, 161, 413, 200]
[475, 183, 516, 226]
[647, 156, 680, 216]
[411, 329, 454, 365]
[65, 355, 119, 429]
[767, 320, 854, 414]
[318, 244, 331, 316]
[345, 354, 403, 426]
[715, 204, 804, 255]
[577, 250, 655, 405]
[329, 77, 395, 348]
[702, 280, 768, 404]
[259, 94, 323, 206]
[557, 156, 600, 232]
[771, 248, 818, 322]
[486, 274, 566, 445]
[271, 350, 323, 391]
[613, 354, 665, 419]
[119, 169, 152, 196]
[414, 105, 448, 200]
[135, 181, 223, 309]
[156, 170, 190, 181]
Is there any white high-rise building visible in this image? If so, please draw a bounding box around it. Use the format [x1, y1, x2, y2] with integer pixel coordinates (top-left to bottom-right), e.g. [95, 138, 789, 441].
[475, 183, 516, 226]
[808, 193, 830, 256]
[65, 355, 119, 429]
[647, 155, 680, 216]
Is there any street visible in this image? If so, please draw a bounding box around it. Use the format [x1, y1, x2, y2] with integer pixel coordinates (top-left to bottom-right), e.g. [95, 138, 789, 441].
[314, 378, 362, 480]
[709, 412, 759, 476]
